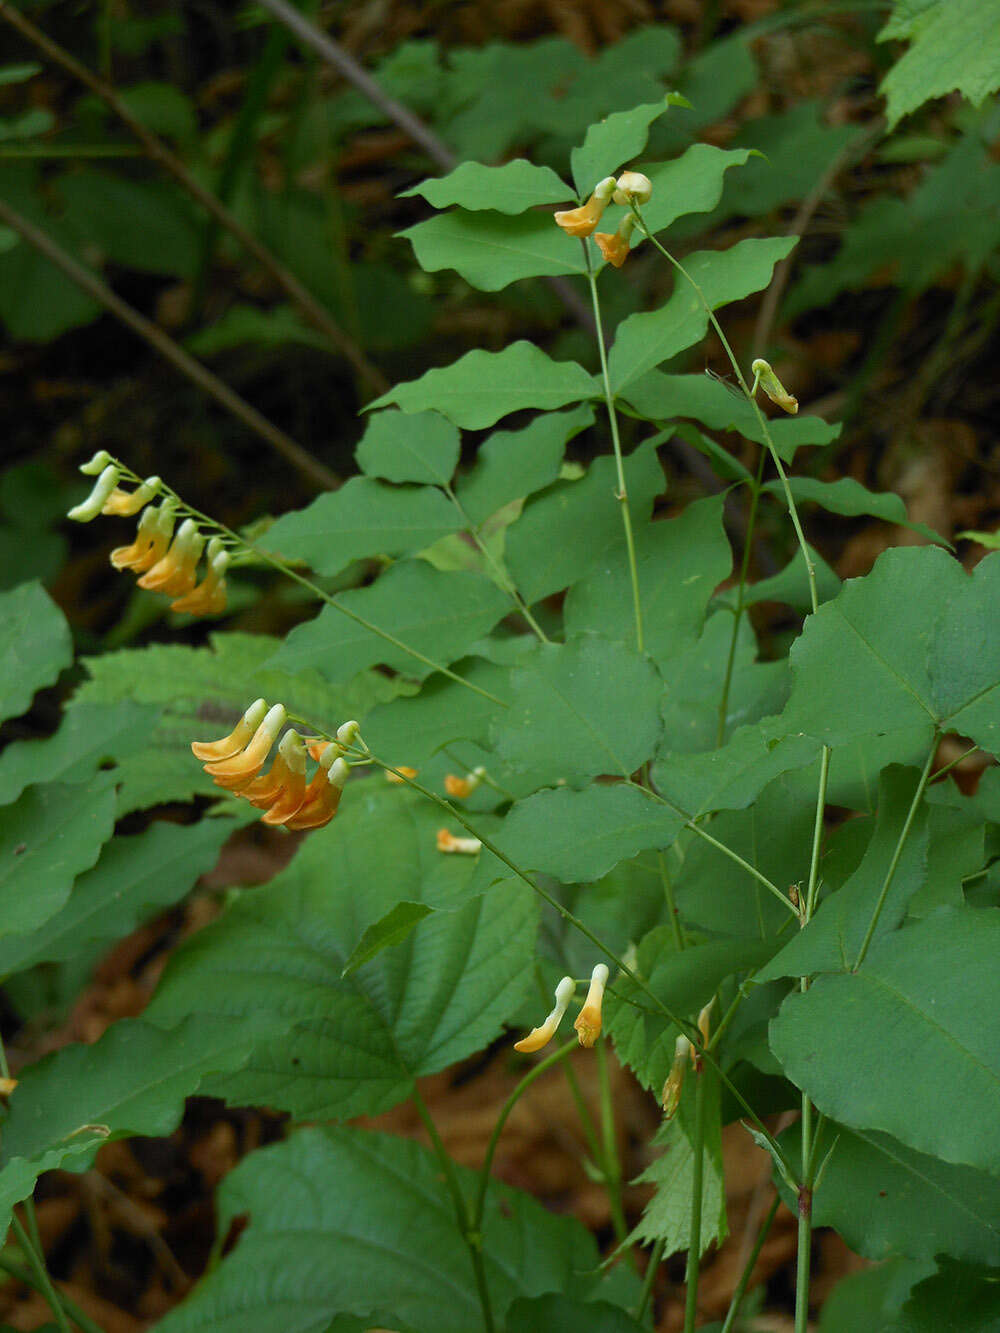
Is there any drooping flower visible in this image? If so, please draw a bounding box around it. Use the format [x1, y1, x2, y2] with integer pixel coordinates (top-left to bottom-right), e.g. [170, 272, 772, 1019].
[751, 357, 798, 415]
[110, 499, 178, 572]
[67, 464, 122, 522]
[202, 704, 288, 785]
[594, 215, 637, 269]
[554, 177, 616, 238]
[661, 1033, 693, 1118]
[137, 518, 205, 596]
[171, 544, 230, 616]
[514, 976, 576, 1053]
[102, 475, 161, 517]
[191, 698, 269, 762]
[385, 765, 419, 784]
[612, 170, 653, 206]
[573, 963, 609, 1047]
[284, 753, 349, 830]
[444, 766, 485, 799]
[436, 829, 482, 855]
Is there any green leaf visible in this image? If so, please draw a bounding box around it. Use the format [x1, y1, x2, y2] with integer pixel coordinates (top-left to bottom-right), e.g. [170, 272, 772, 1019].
[609, 237, 797, 394]
[185, 303, 329, 356]
[152, 1125, 634, 1333]
[455, 405, 593, 526]
[401, 158, 571, 212]
[819, 1260, 931, 1333]
[779, 1120, 1000, 1266]
[0, 777, 116, 940]
[570, 96, 685, 195]
[264, 478, 460, 577]
[654, 726, 821, 820]
[56, 172, 199, 278]
[0, 1014, 261, 1241]
[363, 658, 514, 766]
[622, 371, 839, 464]
[769, 907, 1000, 1175]
[0, 815, 244, 978]
[622, 144, 755, 238]
[630, 1068, 727, 1258]
[909, 785, 986, 917]
[879, 0, 1000, 127]
[355, 409, 460, 486]
[772, 547, 1000, 754]
[338, 901, 433, 977]
[476, 783, 683, 888]
[505, 438, 664, 605]
[368, 341, 596, 430]
[147, 785, 536, 1119]
[608, 927, 774, 1092]
[507, 1296, 646, 1333]
[75, 634, 398, 812]
[269, 562, 510, 683]
[0, 581, 72, 726]
[564, 495, 731, 666]
[736, 545, 842, 612]
[757, 766, 931, 981]
[762, 476, 946, 545]
[402, 209, 586, 290]
[0, 701, 156, 807]
[491, 634, 663, 790]
[885, 1261, 1000, 1333]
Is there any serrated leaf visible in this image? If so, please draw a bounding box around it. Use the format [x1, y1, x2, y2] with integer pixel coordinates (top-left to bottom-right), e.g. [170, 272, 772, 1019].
[263, 477, 460, 577]
[570, 96, 684, 195]
[402, 208, 586, 290]
[0, 777, 116, 939]
[475, 783, 683, 889]
[770, 907, 1000, 1175]
[564, 495, 731, 666]
[763, 476, 945, 545]
[368, 341, 596, 430]
[401, 158, 571, 212]
[491, 634, 662, 790]
[758, 766, 930, 982]
[772, 547, 1000, 754]
[0, 814, 245, 978]
[355, 409, 460, 485]
[505, 438, 664, 605]
[0, 701, 156, 806]
[339, 901, 433, 976]
[147, 784, 536, 1119]
[455, 405, 594, 527]
[269, 562, 511, 683]
[622, 370, 838, 464]
[879, 0, 1000, 127]
[779, 1119, 1000, 1266]
[0, 581, 72, 725]
[610, 237, 797, 394]
[152, 1125, 634, 1333]
[654, 726, 821, 820]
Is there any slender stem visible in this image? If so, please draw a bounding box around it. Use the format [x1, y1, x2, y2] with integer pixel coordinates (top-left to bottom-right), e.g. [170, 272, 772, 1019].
[0, 201, 338, 492]
[719, 1196, 780, 1333]
[635, 1237, 666, 1320]
[9, 1216, 72, 1333]
[583, 241, 645, 654]
[0, 144, 143, 157]
[718, 450, 766, 746]
[795, 1110, 813, 1333]
[805, 747, 832, 921]
[0, 2, 388, 396]
[411, 1084, 495, 1333]
[658, 850, 686, 950]
[0, 1253, 101, 1333]
[363, 752, 795, 1179]
[595, 1036, 632, 1255]
[683, 1065, 707, 1333]
[473, 1039, 576, 1231]
[443, 483, 549, 641]
[853, 738, 939, 970]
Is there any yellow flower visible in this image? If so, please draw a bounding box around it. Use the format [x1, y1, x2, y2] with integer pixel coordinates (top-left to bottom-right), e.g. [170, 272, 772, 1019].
[444, 766, 485, 799]
[201, 704, 288, 785]
[594, 215, 637, 269]
[573, 963, 609, 1047]
[661, 1034, 692, 1118]
[554, 177, 616, 238]
[514, 976, 575, 1053]
[191, 698, 269, 763]
[436, 829, 482, 855]
[137, 518, 205, 595]
[102, 475, 161, 517]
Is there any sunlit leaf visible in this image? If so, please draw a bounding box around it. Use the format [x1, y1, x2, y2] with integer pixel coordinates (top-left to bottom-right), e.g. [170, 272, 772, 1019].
[355, 409, 460, 486]
[0, 581, 72, 726]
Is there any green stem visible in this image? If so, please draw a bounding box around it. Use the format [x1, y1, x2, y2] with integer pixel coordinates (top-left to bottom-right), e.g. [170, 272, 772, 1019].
[719, 1195, 780, 1333]
[443, 483, 549, 642]
[658, 850, 686, 950]
[805, 746, 832, 920]
[635, 1237, 665, 1320]
[473, 1039, 576, 1232]
[411, 1085, 495, 1333]
[718, 449, 767, 747]
[583, 240, 645, 653]
[0, 1255, 104, 1333]
[10, 1216, 72, 1333]
[795, 1094, 814, 1333]
[853, 737, 939, 970]
[595, 1035, 632, 1256]
[683, 1064, 707, 1333]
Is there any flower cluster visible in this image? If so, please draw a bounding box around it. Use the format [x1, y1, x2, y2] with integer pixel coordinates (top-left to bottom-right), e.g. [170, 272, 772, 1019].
[514, 964, 609, 1053]
[554, 169, 653, 269]
[192, 702, 357, 830]
[68, 451, 229, 616]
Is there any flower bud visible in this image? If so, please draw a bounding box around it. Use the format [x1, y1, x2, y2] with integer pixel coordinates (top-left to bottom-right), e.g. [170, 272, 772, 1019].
[751, 358, 798, 415]
[573, 963, 609, 1048]
[336, 720, 361, 748]
[67, 464, 121, 522]
[514, 976, 575, 1053]
[697, 997, 715, 1048]
[436, 829, 482, 855]
[661, 1034, 692, 1118]
[79, 449, 113, 475]
[613, 171, 652, 206]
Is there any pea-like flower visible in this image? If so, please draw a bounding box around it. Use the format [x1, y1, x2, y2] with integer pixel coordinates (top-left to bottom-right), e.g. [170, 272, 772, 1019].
[202, 704, 288, 785]
[514, 976, 576, 1053]
[751, 358, 798, 415]
[67, 464, 122, 522]
[573, 963, 609, 1047]
[444, 766, 485, 799]
[137, 518, 205, 596]
[191, 698, 269, 763]
[661, 1033, 693, 1118]
[554, 177, 616, 238]
[594, 215, 637, 269]
[171, 543, 229, 616]
[103, 476, 161, 517]
[436, 829, 482, 854]
[612, 170, 653, 206]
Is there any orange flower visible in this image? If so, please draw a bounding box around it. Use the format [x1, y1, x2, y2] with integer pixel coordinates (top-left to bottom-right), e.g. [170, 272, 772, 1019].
[514, 976, 575, 1053]
[284, 753, 349, 830]
[111, 501, 177, 572]
[443, 766, 485, 800]
[102, 475, 161, 517]
[436, 829, 482, 855]
[385, 765, 418, 784]
[594, 215, 636, 269]
[573, 963, 609, 1048]
[259, 730, 309, 825]
[170, 547, 229, 617]
[554, 177, 616, 238]
[137, 518, 205, 595]
[203, 704, 288, 786]
[191, 698, 269, 762]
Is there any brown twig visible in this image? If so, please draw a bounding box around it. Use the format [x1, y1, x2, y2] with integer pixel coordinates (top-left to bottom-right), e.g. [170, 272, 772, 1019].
[0, 0, 389, 398]
[0, 196, 338, 491]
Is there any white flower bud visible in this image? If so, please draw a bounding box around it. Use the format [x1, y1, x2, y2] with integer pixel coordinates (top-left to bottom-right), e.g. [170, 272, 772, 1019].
[613, 171, 652, 206]
[67, 464, 121, 522]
